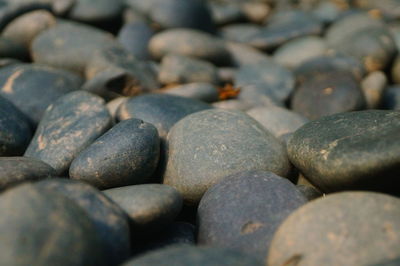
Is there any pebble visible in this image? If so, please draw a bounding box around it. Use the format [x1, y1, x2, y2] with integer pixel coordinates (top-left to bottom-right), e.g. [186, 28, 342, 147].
[391, 55, 400, 84]
[0, 95, 32, 156]
[220, 23, 262, 44]
[0, 183, 106, 266]
[123, 244, 262, 266]
[225, 42, 274, 67]
[209, 2, 244, 25]
[70, 118, 160, 189]
[268, 192, 400, 266]
[158, 54, 219, 85]
[361, 71, 387, 109]
[163, 109, 290, 205]
[162, 82, 219, 103]
[104, 184, 182, 231]
[382, 86, 400, 110]
[198, 170, 307, 260]
[35, 178, 131, 266]
[212, 99, 252, 111]
[0, 63, 82, 124]
[67, 0, 124, 24]
[291, 70, 365, 120]
[24, 91, 112, 175]
[0, 157, 55, 191]
[237, 84, 285, 108]
[288, 110, 400, 193]
[117, 94, 212, 139]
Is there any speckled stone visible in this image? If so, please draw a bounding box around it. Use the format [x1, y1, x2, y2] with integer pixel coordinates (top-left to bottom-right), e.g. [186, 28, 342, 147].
[361, 71, 387, 109]
[24, 91, 112, 175]
[35, 179, 131, 266]
[291, 70, 365, 120]
[268, 192, 400, 266]
[31, 21, 120, 74]
[0, 95, 32, 156]
[67, 0, 124, 24]
[247, 106, 309, 138]
[234, 61, 295, 102]
[273, 36, 327, 69]
[296, 185, 323, 201]
[164, 109, 290, 205]
[382, 86, 400, 110]
[0, 157, 55, 191]
[249, 10, 323, 50]
[0, 183, 106, 266]
[70, 119, 160, 189]
[288, 110, 400, 193]
[104, 184, 182, 231]
[123, 245, 262, 266]
[163, 83, 219, 103]
[117, 21, 154, 61]
[0, 63, 82, 124]
[198, 170, 307, 260]
[117, 94, 212, 139]
[158, 54, 218, 85]
[149, 28, 230, 65]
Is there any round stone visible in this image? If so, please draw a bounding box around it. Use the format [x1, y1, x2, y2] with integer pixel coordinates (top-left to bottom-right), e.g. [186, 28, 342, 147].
[291, 70, 365, 120]
[70, 118, 160, 189]
[67, 0, 124, 24]
[268, 192, 400, 266]
[163, 109, 290, 205]
[104, 184, 182, 231]
[198, 170, 307, 260]
[287, 110, 400, 193]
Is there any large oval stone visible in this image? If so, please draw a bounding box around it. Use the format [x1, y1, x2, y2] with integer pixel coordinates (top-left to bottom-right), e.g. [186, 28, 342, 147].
[0, 183, 106, 266]
[70, 118, 160, 189]
[198, 170, 307, 260]
[287, 110, 400, 193]
[24, 91, 112, 175]
[163, 109, 290, 205]
[268, 192, 400, 266]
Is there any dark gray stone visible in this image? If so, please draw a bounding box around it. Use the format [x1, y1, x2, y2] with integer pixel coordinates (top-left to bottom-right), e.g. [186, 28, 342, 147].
[288, 110, 400, 193]
[67, 0, 124, 24]
[383, 86, 400, 110]
[24, 91, 112, 175]
[164, 109, 290, 205]
[268, 192, 400, 266]
[70, 119, 160, 189]
[0, 157, 55, 191]
[198, 170, 307, 260]
[104, 184, 182, 231]
[35, 179, 131, 266]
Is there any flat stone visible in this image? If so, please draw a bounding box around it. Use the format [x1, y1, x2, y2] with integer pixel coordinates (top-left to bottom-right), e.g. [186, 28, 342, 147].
[198, 170, 307, 260]
[104, 184, 182, 231]
[0, 63, 82, 124]
[225, 42, 274, 67]
[361, 71, 387, 109]
[31, 21, 120, 74]
[268, 192, 400, 266]
[67, 0, 124, 24]
[117, 21, 154, 60]
[123, 245, 262, 266]
[247, 106, 309, 138]
[162, 83, 219, 103]
[220, 23, 262, 44]
[0, 183, 106, 266]
[117, 94, 212, 139]
[24, 91, 112, 175]
[287, 110, 400, 193]
[382, 86, 400, 110]
[149, 28, 230, 65]
[158, 54, 219, 85]
[0, 157, 55, 191]
[70, 118, 160, 189]
[291, 70, 365, 120]
[163, 109, 290, 205]
[0, 94, 32, 156]
[35, 179, 131, 266]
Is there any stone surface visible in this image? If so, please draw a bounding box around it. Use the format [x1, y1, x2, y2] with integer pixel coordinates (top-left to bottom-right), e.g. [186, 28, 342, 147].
[268, 192, 400, 266]
[24, 91, 112, 175]
[247, 106, 309, 138]
[0, 63, 82, 124]
[220, 23, 262, 44]
[67, 0, 124, 24]
[198, 170, 307, 260]
[361, 71, 387, 109]
[225, 42, 273, 67]
[291, 70, 365, 120]
[288, 110, 400, 193]
[236, 84, 285, 108]
[149, 28, 230, 65]
[117, 94, 212, 139]
[123, 245, 262, 266]
[158, 54, 219, 85]
[0, 157, 55, 191]
[162, 83, 219, 103]
[0, 183, 106, 266]
[0, 95, 32, 156]
[164, 109, 290, 205]
[35, 179, 131, 266]
[70, 119, 160, 189]
[104, 184, 182, 230]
